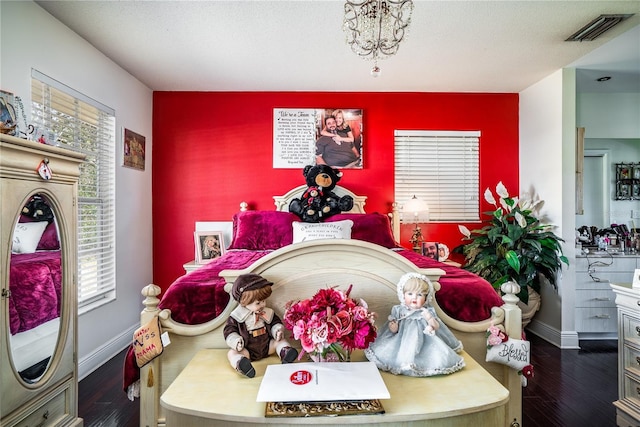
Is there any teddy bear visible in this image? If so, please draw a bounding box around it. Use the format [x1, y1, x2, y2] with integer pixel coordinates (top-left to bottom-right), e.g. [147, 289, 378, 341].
[289, 164, 354, 222]
[22, 194, 55, 223]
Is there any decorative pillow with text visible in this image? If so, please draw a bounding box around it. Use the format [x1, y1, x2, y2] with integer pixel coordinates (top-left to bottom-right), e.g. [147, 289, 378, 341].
[292, 220, 353, 243]
[12, 221, 48, 254]
[133, 316, 164, 368]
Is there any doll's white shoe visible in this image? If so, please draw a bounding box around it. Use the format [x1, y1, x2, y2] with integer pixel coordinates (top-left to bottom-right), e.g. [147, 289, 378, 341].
[280, 346, 298, 363]
[236, 357, 256, 378]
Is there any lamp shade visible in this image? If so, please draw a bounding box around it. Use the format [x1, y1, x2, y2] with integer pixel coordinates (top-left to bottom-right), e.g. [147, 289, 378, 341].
[401, 195, 429, 222]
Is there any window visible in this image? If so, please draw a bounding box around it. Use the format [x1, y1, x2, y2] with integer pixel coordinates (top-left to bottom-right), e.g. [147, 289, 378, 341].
[395, 130, 480, 222]
[31, 70, 116, 309]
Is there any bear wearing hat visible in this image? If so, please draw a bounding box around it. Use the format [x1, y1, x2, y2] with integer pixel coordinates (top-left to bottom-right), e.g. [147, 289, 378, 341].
[223, 273, 298, 378]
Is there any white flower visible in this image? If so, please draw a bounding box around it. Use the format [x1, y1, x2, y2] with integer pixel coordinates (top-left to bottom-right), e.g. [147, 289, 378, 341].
[458, 224, 471, 238]
[499, 197, 510, 212]
[515, 212, 527, 228]
[496, 181, 509, 199]
[484, 188, 496, 206]
[518, 197, 532, 211]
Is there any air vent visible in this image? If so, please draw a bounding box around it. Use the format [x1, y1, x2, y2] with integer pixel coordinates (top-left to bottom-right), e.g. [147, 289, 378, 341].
[565, 14, 634, 41]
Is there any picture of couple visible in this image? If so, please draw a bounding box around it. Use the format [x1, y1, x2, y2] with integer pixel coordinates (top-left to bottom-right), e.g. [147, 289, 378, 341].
[315, 109, 363, 169]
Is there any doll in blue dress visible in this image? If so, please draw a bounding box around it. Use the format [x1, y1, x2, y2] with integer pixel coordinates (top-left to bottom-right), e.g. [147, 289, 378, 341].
[364, 272, 465, 377]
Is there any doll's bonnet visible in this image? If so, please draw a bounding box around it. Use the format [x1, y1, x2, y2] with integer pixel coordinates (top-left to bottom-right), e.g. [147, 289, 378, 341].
[396, 272, 434, 305]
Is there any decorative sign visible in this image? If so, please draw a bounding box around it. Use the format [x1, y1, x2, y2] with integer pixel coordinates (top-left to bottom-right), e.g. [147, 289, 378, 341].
[273, 108, 363, 169]
[273, 108, 317, 168]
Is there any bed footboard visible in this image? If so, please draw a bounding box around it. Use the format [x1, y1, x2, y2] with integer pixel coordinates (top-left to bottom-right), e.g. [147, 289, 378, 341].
[137, 240, 523, 427]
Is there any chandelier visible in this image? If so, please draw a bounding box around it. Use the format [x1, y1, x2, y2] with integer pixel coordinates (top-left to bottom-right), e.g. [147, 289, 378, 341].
[343, 0, 414, 77]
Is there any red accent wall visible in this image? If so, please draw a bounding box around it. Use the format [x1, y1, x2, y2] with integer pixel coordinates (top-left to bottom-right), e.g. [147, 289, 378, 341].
[153, 92, 519, 291]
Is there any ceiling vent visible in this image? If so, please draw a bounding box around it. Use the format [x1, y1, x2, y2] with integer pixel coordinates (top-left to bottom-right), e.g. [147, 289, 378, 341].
[565, 14, 634, 41]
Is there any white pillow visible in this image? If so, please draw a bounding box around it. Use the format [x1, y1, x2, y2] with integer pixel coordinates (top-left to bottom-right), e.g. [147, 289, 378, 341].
[292, 220, 353, 243]
[12, 222, 48, 254]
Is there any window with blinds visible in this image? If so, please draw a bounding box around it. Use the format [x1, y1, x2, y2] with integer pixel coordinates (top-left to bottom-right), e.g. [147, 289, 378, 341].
[31, 70, 116, 309]
[395, 130, 480, 222]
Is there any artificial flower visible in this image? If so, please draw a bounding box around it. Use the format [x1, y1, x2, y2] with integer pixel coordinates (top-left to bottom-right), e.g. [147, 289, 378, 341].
[284, 285, 377, 361]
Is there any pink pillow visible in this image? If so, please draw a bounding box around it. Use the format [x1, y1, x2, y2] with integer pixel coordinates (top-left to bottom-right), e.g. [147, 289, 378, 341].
[228, 211, 297, 250]
[19, 215, 60, 251]
[325, 213, 399, 248]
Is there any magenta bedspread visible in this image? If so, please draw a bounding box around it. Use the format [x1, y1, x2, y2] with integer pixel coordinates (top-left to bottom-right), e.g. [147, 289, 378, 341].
[9, 251, 62, 335]
[157, 250, 271, 324]
[156, 248, 502, 325]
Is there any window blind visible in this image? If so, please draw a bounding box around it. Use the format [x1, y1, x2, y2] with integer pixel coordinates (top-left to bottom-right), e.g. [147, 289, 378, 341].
[394, 130, 480, 222]
[31, 70, 116, 309]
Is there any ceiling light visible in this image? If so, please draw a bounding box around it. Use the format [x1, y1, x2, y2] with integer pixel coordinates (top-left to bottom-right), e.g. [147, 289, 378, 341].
[343, 0, 414, 76]
[565, 14, 634, 42]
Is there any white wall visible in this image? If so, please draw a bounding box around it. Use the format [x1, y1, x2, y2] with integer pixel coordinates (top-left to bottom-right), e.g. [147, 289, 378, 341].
[578, 93, 640, 139]
[1, 1, 153, 378]
[519, 69, 579, 349]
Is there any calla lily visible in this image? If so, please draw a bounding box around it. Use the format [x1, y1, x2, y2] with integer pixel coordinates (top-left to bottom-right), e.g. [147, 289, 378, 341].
[458, 224, 471, 238]
[519, 197, 532, 211]
[499, 197, 510, 212]
[484, 188, 496, 205]
[515, 212, 526, 228]
[496, 181, 509, 199]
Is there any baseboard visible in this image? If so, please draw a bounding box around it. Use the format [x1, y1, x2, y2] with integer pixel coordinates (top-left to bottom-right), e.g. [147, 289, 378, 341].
[525, 319, 580, 349]
[78, 324, 137, 381]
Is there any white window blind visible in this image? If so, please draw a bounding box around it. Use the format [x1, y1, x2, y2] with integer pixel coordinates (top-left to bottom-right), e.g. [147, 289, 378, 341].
[31, 70, 116, 309]
[395, 130, 480, 222]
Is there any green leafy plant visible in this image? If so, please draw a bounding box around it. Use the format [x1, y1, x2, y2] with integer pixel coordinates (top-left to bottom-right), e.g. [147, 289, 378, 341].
[453, 182, 569, 304]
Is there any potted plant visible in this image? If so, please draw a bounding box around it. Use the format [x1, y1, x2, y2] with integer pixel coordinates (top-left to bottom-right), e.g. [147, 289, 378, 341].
[453, 182, 569, 306]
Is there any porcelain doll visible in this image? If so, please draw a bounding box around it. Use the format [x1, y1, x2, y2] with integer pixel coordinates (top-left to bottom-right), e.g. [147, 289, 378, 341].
[223, 274, 298, 378]
[364, 272, 465, 377]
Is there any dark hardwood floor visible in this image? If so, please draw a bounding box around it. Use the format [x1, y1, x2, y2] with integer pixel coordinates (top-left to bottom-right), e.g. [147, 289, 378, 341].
[79, 333, 619, 426]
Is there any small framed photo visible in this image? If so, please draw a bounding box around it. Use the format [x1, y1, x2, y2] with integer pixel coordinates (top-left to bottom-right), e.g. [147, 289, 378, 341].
[194, 231, 225, 264]
[633, 166, 640, 180]
[123, 128, 146, 171]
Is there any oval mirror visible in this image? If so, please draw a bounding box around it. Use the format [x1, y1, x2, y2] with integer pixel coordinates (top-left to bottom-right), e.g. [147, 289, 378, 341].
[8, 193, 62, 384]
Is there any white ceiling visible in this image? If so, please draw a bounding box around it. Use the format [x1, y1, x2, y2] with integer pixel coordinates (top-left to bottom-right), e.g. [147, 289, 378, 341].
[35, 0, 640, 93]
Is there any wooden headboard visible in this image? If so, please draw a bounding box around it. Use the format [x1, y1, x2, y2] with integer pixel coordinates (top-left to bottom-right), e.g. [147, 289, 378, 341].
[272, 184, 368, 213]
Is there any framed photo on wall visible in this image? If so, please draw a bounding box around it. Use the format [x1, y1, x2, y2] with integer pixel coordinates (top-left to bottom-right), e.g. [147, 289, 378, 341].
[273, 108, 363, 169]
[194, 231, 225, 264]
[123, 128, 146, 171]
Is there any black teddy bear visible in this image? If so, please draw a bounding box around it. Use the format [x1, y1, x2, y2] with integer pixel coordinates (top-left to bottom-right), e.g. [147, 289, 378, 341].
[289, 164, 354, 223]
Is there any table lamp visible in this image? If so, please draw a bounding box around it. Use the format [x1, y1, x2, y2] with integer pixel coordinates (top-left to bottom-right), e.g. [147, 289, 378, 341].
[401, 195, 429, 252]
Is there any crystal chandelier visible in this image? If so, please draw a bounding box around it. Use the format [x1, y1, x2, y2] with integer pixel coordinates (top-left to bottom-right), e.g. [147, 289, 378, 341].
[343, 0, 414, 77]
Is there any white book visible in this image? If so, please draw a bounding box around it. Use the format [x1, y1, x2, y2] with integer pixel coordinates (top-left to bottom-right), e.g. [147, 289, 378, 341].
[256, 361, 390, 403]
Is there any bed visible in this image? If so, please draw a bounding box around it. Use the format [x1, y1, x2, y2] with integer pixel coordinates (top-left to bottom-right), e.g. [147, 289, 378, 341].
[9, 216, 62, 379]
[128, 185, 523, 427]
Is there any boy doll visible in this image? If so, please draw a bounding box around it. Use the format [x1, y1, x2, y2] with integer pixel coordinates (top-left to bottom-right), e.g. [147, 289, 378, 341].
[224, 274, 298, 378]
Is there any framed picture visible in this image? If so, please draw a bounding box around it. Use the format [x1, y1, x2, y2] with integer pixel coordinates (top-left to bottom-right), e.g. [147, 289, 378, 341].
[618, 164, 631, 180]
[0, 89, 17, 135]
[123, 128, 146, 171]
[273, 108, 363, 169]
[633, 166, 640, 180]
[194, 231, 225, 264]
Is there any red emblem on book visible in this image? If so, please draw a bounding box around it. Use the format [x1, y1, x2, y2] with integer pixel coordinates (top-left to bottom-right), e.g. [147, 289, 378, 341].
[289, 370, 312, 385]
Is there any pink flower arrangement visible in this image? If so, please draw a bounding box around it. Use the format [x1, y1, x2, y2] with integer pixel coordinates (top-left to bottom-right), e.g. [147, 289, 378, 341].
[283, 285, 377, 361]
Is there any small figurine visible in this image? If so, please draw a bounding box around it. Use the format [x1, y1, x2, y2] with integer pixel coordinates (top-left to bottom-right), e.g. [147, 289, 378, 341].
[364, 272, 465, 377]
[224, 274, 298, 378]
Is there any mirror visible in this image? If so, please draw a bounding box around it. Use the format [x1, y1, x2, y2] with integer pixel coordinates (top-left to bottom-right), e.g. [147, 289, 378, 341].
[8, 194, 62, 384]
